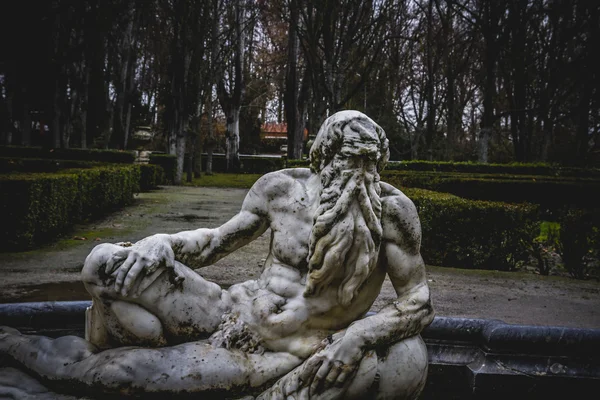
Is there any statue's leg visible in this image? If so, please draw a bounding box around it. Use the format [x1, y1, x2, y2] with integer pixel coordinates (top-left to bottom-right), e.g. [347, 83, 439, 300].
[0, 326, 97, 382]
[82, 249, 232, 347]
[0, 326, 302, 397]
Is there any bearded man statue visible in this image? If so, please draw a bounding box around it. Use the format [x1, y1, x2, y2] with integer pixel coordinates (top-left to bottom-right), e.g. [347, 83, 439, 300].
[0, 110, 434, 400]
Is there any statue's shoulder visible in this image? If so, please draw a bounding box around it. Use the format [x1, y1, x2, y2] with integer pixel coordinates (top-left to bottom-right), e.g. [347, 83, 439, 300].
[379, 181, 416, 212]
[379, 181, 421, 246]
[249, 168, 312, 198]
[278, 167, 313, 182]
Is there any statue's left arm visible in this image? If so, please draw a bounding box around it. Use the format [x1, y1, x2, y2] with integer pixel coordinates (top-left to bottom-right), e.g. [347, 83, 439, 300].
[299, 192, 434, 394]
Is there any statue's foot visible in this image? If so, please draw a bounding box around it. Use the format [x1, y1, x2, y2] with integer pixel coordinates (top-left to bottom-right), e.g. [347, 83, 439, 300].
[0, 367, 81, 400]
[0, 325, 25, 360]
[0, 326, 97, 382]
[0, 326, 21, 369]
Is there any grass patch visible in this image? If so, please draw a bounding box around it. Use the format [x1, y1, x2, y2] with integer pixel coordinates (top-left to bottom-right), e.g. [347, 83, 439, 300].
[186, 173, 262, 189]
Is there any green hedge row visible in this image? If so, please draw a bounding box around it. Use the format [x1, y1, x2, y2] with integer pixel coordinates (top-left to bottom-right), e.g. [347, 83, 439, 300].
[403, 188, 540, 271]
[286, 159, 310, 168]
[0, 146, 136, 164]
[0, 157, 99, 173]
[286, 158, 600, 178]
[385, 160, 600, 177]
[139, 164, 165, 191]
[0, 165, 142, 251]
[383, 171, 600, 209]
[558, 209, 600, 279]
[199, 153, 285, 174]
[149, 153, 177, 184]
[149, 153, 285, 182]
[1, 157, 164, 191]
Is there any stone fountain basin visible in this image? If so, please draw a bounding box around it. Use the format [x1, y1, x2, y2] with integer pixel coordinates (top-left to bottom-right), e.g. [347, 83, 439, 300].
[1, 301, 599, 399]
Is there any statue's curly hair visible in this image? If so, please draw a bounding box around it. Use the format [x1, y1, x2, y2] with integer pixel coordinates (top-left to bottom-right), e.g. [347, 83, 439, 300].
[309, 110, 390, 174]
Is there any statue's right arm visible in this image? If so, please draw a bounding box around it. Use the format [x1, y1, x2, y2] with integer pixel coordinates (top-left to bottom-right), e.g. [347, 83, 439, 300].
[101, 174, 274, 296]
[167, 180, 270, 268]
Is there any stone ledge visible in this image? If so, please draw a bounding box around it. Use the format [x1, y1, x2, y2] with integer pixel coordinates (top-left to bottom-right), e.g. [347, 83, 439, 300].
[1, 302, 599, 399]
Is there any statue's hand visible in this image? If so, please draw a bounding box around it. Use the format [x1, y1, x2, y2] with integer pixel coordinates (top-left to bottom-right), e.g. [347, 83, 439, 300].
[105, 234, 179, 297]
[297, 332, 365, 396]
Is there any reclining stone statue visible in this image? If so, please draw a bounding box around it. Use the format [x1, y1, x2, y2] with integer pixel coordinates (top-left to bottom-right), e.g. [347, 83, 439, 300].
[0, 110, 434, 399]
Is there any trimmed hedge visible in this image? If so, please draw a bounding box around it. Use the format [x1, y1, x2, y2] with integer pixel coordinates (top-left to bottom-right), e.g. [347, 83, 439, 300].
[0, 146, 136, 164]
[0, 165, 141, 251]
[558, 209, 600, 279]
[199, 153, 285, 174]
[0, 157, 98, 173]
[403, 188, 540, 271]
[287, 158, 600, 178]
[383, 171, 600, 208]
[149, 153, 177, 184]
[385, 160, 600, 178]
[239, 155, 284, 173]
[139, 164, 165, 191]
[286, 159, 310, 168]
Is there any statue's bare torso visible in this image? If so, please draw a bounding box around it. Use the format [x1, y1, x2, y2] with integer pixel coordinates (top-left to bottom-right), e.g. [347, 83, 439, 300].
[225, 168, 395, 356]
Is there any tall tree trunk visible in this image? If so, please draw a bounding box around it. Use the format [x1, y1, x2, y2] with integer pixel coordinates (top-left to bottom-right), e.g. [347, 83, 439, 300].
[510, 1, 528, 162]
[425, 0, 436, 160]
[51, 3, 63, 149]
[4, 89, 13, 145]
[21, 88, 31, 146]
[87, 31, 106, 148]
[63, 77, 80, 149]
[124, 103, 132, 149]
[52, 78, 62, 149]
[111, 1, 136, 149]
[439, 0, 457, 160]
[225, 109, 241, 171]
[192, 100, 204, 178]
[575, 2, 598, 165]
[478, 2, 498, 163]
[295, 69, 310, 158]
[206, 86, 215, 175]
[205, 0, 220, 176]
[285, 0, 305, 160]
[576, 82, 592, 165]
[217, 0, 245, 172]
[193, 131, 202, 178]
[80, 60, 90, 149]
[175, 128, 186, 184]
[105, 71, 114, 150]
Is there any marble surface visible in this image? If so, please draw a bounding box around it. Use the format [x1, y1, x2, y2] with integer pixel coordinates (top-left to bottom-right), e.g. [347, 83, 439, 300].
[0, 111, 434, 399]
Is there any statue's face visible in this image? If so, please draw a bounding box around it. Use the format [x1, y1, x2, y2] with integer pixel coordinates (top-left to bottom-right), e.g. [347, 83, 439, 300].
[328, 121, 381, 184]
[331, 152, 378, 177]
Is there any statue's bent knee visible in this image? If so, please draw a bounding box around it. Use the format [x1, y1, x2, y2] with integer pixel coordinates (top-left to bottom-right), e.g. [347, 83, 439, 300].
[86, 299, 167, 348]
[376, 335, 428, 400]
[81, 243, 121, 288]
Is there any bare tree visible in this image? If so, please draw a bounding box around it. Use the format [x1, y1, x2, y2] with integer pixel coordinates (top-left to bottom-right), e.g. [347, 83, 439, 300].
[296, 0, 393, 134]
[217, 0, 250, 172]
[284, 0, 309, 160]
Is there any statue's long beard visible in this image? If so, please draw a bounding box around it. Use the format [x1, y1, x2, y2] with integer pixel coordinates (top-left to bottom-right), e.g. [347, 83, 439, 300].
[305, 168, 383, 306]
